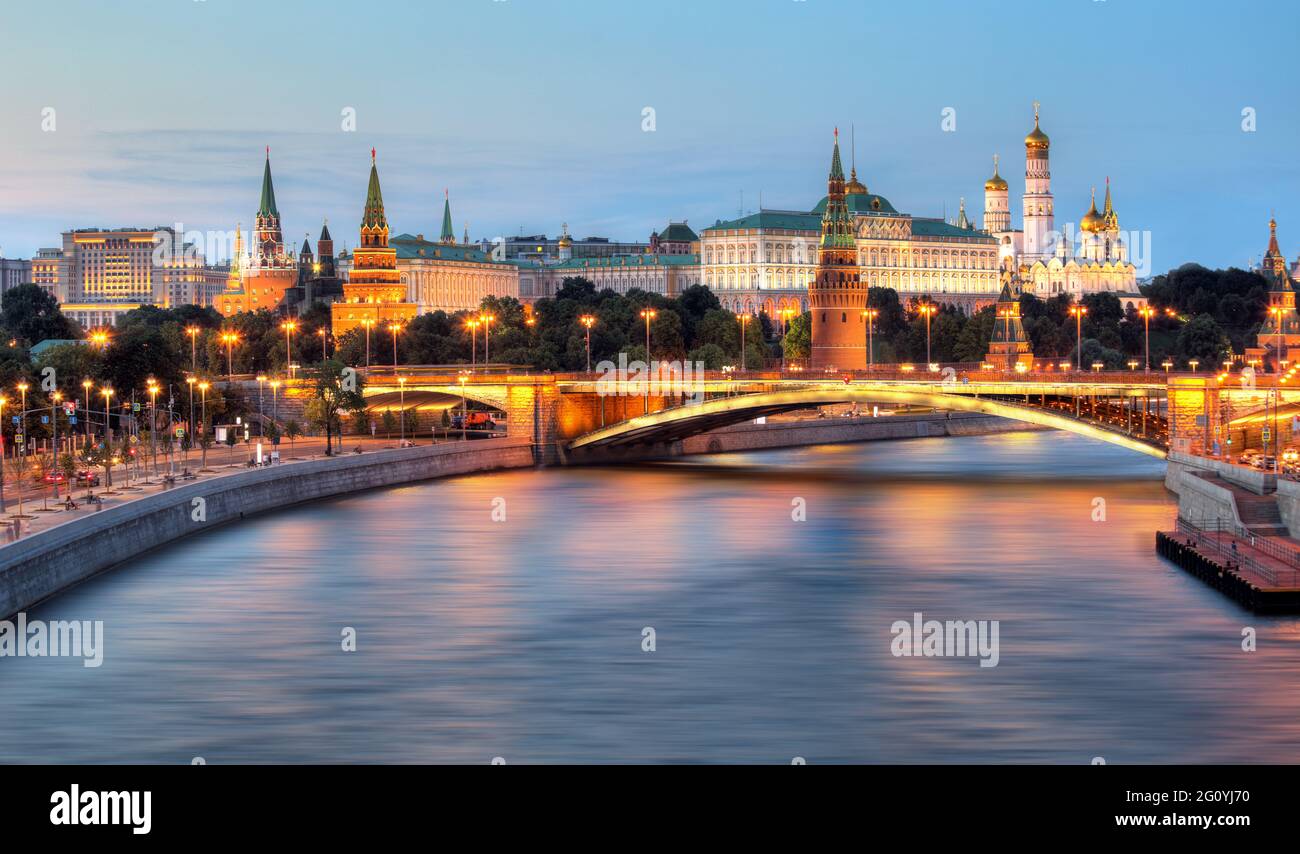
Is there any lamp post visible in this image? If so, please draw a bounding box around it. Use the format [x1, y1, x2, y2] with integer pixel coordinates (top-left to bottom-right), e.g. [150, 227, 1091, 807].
[17, 382, 29, 493]
[186, 325, 200, 375]
[863, 308, 878, 371]
[579, 314, 596, 372]
[465, 318, 480, 369]
[82, 379, 93, 445]
[198, 381, 209, 470]
[318, 328, 329, 361]
[918, 303, 937, 365]
[270, 379, 280, 423]
[147, 381, 159, 480]
[480, 313, 495, 364]
[737, 312, 751, 372]
[1138, 306, 1155, 373]
[388, 322, 403, 368]
[220, 331, 239, 379]
[99, 388, 113, 490]
[49, 390, 62, 500]
[1069, 305, 1087, 373]
[398, 376, 407, 445]
[281, 320, 297, 378]
[361, 319, 374, 369]
[639, 308, 657, 415]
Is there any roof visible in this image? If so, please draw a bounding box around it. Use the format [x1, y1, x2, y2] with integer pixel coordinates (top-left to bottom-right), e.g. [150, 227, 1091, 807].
[910, 218, 995, 241]
[362, 158, 387, 229]
[659, 222, 698, 242]
[704, 210, 820, 233]
[391, 233, 500, 264]
[259, 155, 278, 218]
[811, 191, 897, 215]
[30, 339, 86, 357]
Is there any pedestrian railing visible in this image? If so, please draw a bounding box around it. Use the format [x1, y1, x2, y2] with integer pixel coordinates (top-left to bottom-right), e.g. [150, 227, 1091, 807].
[1176, 518, 1300, 588]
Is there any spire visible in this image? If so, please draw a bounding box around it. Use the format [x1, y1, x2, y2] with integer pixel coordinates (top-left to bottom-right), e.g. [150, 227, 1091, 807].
[1268, 217, 1281, 256]
[845, 123, 868, 195]
[258, 149, 279, 218]
[320, 218, 332, 242]
[829, 127, 845, 182]
[956, 197, 971, 230]
[1102, 176, 1118, 230]
[463, 222, 469, 246]
[440, 188, 455, 244]
[362, 150, 387, 230]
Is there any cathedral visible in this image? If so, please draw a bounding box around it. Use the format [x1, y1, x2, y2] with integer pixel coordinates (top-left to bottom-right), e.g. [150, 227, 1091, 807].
[985, 104, 1140, 303]
[1246, 218, 1300, 370]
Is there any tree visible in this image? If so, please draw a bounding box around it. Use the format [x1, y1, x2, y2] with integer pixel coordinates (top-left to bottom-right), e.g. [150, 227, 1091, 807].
[0, 284, 81, 346]
[782, 313, 812, 360]
[307, 360, 365, 456]
[283, 419, 302, 451]
[381, 409, 397, 439]
[1176, 314, 1232, 366]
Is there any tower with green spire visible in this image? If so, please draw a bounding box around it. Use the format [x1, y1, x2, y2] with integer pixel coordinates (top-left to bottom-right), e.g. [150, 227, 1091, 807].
[440, 189, 455, 244]
[809, 127, 867, 370]
[252, 147, 288, 268]
[332, 148, 415, 339]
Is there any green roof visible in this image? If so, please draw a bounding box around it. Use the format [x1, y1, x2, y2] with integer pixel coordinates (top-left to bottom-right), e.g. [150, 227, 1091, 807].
[812, 191, 897, 215]
[910, 218, 995, 241]
[659, 222, 698, 242]
[704, 210, 820, 233]
[258, 154, 279, 218]
[362, 156, 387, 229]
[440, 195, 454, 242]
[391, 233, 500, 264]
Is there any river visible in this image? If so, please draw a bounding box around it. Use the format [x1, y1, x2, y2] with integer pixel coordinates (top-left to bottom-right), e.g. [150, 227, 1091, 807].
[3, 429, 1298, 763]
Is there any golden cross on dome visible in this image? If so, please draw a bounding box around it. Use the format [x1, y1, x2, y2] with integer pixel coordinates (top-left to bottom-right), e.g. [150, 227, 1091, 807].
[1033, 101, 1040, 123]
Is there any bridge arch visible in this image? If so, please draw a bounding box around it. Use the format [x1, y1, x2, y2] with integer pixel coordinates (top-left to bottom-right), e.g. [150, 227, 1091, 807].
[568, 386, 1166, 459]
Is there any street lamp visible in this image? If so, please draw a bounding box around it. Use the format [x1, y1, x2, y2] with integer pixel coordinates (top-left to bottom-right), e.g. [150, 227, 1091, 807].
[1091, 361, 1104, 374]
[270, 379, 281, 423]
[639, 308, 657, 361]
[48, 390, 63, 500]
[918, 303, 937, 365]
[198, 381, 209, 469]
[737, 312, 752, 372]
[82, 378, 93, 445]
[91, 330, 109, 350]
[281, 321, 297, 377]
[579, 314, 596, 372]
[1138, 306, 1155, 373]
[1162, 358, 1174, 377]
[318, 328, 329, 361]
[480, 313, 495, 363]
[146, 381, 159, 480]
[388, 322, 403, 368]
[863, 308, 878, 370]
[1189, 359, 1200, 373]
[465, 318, 481, 369]
[1269, 305, 1285, 373]
[0, 395, 6, 513]
[185, 325, 200, 374]
[1068, 305, 1087, 373]
[1127, 359, 1139, 372]
[360, 318, 374, 369]
[220, 331, 239, 379]
[398, 376, 407, 445]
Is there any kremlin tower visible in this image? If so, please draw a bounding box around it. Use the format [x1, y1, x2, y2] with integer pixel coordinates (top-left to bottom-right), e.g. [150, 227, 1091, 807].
[809, 128, 867, 370]
[217, 150, 298, 316]
[982, 154, 1010, 233]
[331, 149, 417, 338]
[983, 262, 1034, 371]
[1248, 219, 1300, 370]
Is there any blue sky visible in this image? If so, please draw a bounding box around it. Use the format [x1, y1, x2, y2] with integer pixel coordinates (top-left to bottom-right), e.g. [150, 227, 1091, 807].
[0, 0, 1296, 272]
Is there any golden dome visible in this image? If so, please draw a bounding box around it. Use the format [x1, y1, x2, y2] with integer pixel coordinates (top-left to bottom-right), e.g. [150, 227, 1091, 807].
[984, 154, 1007, 191]
[557, 222, 572, 247]
[1080, 188, 1103, 233]
[1025, 102, 1049, 150]
[845, 167, 867, 195]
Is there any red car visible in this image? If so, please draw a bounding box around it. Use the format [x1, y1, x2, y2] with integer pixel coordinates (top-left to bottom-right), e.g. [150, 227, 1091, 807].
[42, 470, 67, 485]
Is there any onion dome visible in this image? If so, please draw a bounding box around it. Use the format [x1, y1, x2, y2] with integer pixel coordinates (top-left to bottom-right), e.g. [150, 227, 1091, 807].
[557, 222, 572, 248]
[984, 154, 1007, 191]
[1080, 187, 1103, 233]
[845, 167, 868, 196]
[1025, 103, 1049, 151]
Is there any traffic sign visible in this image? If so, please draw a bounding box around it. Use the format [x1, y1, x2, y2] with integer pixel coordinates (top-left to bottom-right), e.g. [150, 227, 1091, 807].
[69, 416, 77, 425]
[175, 427, 185, 438]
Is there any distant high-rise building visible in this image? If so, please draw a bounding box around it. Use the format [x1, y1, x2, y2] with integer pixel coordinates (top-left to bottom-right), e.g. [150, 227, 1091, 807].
[0, 257, 31, 295]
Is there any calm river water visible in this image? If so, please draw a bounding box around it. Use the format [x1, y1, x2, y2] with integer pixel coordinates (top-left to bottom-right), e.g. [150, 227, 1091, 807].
[3, 430, 1299, 763]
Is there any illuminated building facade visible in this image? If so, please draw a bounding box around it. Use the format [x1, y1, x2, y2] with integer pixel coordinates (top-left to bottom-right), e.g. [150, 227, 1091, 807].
[809, 129, 867, 370]
[217, 151, 298, 315]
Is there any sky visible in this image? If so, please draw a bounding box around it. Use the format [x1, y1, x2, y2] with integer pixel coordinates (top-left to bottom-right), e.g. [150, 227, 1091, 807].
[0, 0, 1296, 273]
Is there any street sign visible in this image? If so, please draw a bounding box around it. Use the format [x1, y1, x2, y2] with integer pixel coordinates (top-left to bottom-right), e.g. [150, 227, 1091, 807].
[175, 427, 185, 438]
[69, 416, 77, 425]
[132, 403, 141, 412]
[40, 415, 49, 424]
[129, 434, 138, 444]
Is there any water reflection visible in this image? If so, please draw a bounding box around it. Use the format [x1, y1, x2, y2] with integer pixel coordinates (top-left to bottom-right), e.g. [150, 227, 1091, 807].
[2, 430, 1298, 763]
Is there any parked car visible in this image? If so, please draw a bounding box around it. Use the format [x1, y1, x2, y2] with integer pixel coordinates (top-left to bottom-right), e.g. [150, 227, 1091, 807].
[1282, 447, 1299, 463]
[42, 470, 67, 484]
[75, 470, 101, 487]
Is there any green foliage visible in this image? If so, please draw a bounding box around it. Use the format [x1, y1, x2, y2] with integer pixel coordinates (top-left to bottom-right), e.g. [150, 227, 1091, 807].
[782, 313, 811, 360]
[1, 284, 82, 346]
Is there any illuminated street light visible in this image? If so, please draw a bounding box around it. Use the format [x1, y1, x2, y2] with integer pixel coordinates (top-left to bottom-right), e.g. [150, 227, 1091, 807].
[479, 313, 496, 363]
[388, 322, 403, 368]
[862, 308, 878, 371]
[220, 331, 240, 379]
[465, 317, 481, 369]
[579, 314, 596, 373]
[1138, 306, 1156, 373]
[281, 321, 298, 377]
[917, 303, 938, 365]
[1068, 305, 1087, 374]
